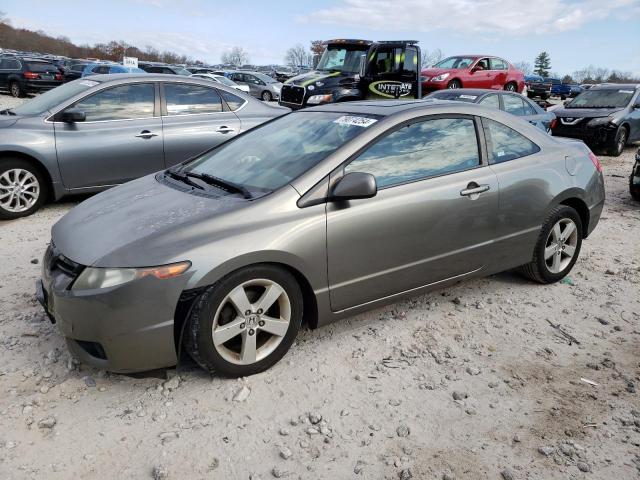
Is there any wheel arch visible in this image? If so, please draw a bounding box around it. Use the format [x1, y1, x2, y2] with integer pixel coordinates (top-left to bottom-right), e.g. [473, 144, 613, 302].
[173, 259, 320, 357]
[0, 151, 55, 200]
[558, 196, 590, 239]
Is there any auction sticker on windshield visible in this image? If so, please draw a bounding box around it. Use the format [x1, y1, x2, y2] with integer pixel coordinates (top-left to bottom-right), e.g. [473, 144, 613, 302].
[79, 80, 99, 87]
[333, 115, 378, 128]
[459, 94, 478, 100]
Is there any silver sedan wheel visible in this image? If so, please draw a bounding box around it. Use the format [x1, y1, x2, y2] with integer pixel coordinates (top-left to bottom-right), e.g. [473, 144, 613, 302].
[544, 218, 578, 274]
[0, 168, 40, 213]
[212, 278, 291, 365]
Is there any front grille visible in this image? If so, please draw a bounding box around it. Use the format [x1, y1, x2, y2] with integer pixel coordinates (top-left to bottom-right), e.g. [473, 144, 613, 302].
[46, 242, 85, 280]
[280, 85, 305, 105]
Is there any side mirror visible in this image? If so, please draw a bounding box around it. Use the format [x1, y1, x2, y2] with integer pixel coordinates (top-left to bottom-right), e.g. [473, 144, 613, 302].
[634, 101, 640, 109]
[60, 108, 86, 123]
[331, 172, 377, 201]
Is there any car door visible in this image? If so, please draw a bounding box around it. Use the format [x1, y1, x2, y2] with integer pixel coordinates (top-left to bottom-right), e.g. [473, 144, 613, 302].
[53, 82, 164, 189]
[160, 82, 241, 166]
[243, 74, 262, 97]
[326, 115, 500, 312]
[465, 58, 492, 88]
[490, 58, 508, 88]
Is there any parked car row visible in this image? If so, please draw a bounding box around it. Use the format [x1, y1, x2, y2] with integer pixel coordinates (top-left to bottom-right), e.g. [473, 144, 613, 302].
[0, 74, 288, 218]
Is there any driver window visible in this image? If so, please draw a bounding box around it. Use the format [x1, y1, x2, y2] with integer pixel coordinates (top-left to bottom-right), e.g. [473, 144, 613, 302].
[369, 48, 400, 75]
[476, 58, 489, 70]
[345, 117, 480, 188]
[72, 84, 155, 122]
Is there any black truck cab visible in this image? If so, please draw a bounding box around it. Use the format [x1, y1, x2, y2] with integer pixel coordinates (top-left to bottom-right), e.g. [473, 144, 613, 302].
[279, 39, 421, 109]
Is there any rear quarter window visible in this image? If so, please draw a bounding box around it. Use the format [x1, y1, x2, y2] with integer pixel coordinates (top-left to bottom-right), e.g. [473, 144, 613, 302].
[483, 118, 540, 163]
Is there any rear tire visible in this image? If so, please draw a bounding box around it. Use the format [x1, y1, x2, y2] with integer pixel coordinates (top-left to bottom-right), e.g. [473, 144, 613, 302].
[0, 158, 48, 220]
[519, 205, 582, 284]
[446, 79, 461, 89]
[10, 81, 25, 98]
[608, 126, 628, 157]
[185, 264, 303, 377]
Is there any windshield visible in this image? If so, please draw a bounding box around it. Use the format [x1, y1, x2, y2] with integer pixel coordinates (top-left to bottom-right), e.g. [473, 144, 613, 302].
[253, 73, 276, 84]
[566, 88, 635, 108]
[316, 45, 369, 73]
[433, 57, 475, 69]
[26, 62, 58, 73]
[180, 111, 379, 193]
[216, 76, 237, 86]
[175, 68, 191, 76]
[11, 79, 100, 115]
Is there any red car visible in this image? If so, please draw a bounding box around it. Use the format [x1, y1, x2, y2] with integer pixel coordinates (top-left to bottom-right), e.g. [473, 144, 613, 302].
[422, 55, 524, 94]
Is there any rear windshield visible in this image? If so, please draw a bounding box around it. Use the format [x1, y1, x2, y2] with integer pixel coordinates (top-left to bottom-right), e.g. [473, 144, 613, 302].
[26, 62, 57, 72]
[428, 91, 479, 102]
[566, 89, 635, 109]
[11, 79, 100, 115]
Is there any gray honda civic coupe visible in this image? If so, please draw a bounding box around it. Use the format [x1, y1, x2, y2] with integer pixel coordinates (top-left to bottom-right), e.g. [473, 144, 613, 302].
[0, 74, 288, 219]
[37, 99, 605, 376]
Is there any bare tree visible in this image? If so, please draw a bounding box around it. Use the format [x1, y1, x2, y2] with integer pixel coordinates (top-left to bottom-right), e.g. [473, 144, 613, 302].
[420, 48, 443, 68]
[513, 61, 532, 75]
[221, 47, 249, 67]
[285, 44, 312, 68]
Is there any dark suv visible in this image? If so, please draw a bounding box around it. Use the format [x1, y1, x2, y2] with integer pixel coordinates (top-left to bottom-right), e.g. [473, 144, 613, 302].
[551, 84, 640, 156]
[0, 56, 63, 97]
[139, 64, 190, 76]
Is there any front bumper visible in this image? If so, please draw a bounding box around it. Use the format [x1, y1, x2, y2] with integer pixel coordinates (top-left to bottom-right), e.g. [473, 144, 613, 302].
[36, 245, 189, 373]
[552, 121, 618, 147]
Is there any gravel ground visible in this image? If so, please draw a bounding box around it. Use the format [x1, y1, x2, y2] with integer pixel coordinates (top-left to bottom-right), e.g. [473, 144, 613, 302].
[0, 94, 639, 479]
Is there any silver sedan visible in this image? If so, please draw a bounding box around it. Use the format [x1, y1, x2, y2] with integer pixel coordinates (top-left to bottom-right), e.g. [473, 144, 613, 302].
[38, 100, 605, 376]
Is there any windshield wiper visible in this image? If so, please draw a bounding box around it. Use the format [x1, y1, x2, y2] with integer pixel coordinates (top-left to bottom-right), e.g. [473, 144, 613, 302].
[185, 172, 252, 199]
[165, 169, 204, 190]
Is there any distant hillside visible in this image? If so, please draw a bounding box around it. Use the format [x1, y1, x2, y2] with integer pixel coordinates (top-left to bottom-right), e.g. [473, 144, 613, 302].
[0, 20, 200, 64]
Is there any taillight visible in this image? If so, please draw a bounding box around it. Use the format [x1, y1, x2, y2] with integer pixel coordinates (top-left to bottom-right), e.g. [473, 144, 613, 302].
[588, 151, 602, 173]
[55, 73, 63, 81]
[550, 118, 557, 129]
[23, 71, 38, 79]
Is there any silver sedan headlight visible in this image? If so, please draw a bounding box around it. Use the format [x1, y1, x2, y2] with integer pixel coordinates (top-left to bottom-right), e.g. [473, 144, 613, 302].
[72, 261, 191, 291]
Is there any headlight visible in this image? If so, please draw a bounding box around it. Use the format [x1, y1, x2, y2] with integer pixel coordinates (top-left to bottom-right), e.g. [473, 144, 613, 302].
[72, 261, 191, 291]
[588, 116, 613, 127]
[307, 94, 333, 105]
[431, 73, 450, 82]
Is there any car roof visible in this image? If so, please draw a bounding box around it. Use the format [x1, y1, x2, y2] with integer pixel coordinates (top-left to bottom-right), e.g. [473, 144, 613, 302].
[304, 98, 473, 116]
[590, 83, 639, 90]
[429, 88, 498, 96]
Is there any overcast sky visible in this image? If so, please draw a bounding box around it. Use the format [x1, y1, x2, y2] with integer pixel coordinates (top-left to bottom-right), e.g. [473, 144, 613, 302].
[3, 0, 640, 75]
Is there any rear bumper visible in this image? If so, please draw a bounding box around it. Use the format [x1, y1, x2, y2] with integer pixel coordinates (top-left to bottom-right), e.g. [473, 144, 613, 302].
[24, 80, 62, 92]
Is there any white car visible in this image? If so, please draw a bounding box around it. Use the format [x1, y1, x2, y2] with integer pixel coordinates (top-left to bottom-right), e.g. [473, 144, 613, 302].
[190, 73, 250, 93]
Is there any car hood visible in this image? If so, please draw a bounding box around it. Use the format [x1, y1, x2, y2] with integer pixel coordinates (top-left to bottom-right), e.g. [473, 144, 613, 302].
[51, 174, 251, 268]
[554, 107, 624, 118]
[284, 70, 355, 89]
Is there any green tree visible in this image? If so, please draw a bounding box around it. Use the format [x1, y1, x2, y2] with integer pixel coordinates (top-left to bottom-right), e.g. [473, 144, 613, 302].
[534, 52, 551, 77]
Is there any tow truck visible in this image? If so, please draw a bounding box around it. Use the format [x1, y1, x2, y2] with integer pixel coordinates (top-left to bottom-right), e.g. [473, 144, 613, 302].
[279, 39, 421, 109]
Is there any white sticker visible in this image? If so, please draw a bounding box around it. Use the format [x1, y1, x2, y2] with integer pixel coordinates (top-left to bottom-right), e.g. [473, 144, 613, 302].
[333, 115, 378, 128]
[79, 80, 99, 87]
[619, 90, 634, 94]
[497, 150, 505, 157]
[459, 94, 478, 100]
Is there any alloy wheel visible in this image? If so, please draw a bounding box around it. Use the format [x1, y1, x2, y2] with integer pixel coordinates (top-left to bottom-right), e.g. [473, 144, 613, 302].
[211, 278, 291, 365]
[262, 91, 272, 101]
[544, 218, 578, 274]
[617, 129, 627, 155]
[505, 83, 516, 91]
[0, 168, 40, 213]
[10, 83, 21, 98]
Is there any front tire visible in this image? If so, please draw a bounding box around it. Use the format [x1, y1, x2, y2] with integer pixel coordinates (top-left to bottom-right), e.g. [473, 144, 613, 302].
[519, 205, 582, 284]
[185, 265, 303, 377]
[608, 126, 628, 157]
[446, 79, 461, 89]
[261, 91, 272, 102]
[0, 158, 48, 220]
[504, 82, 517, 92]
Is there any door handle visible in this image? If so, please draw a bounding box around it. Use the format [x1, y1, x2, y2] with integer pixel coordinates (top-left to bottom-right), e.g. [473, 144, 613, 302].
[460, 183, 490, 197]
[215, 126, 235, 134]
[135, 130, 158, 139]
